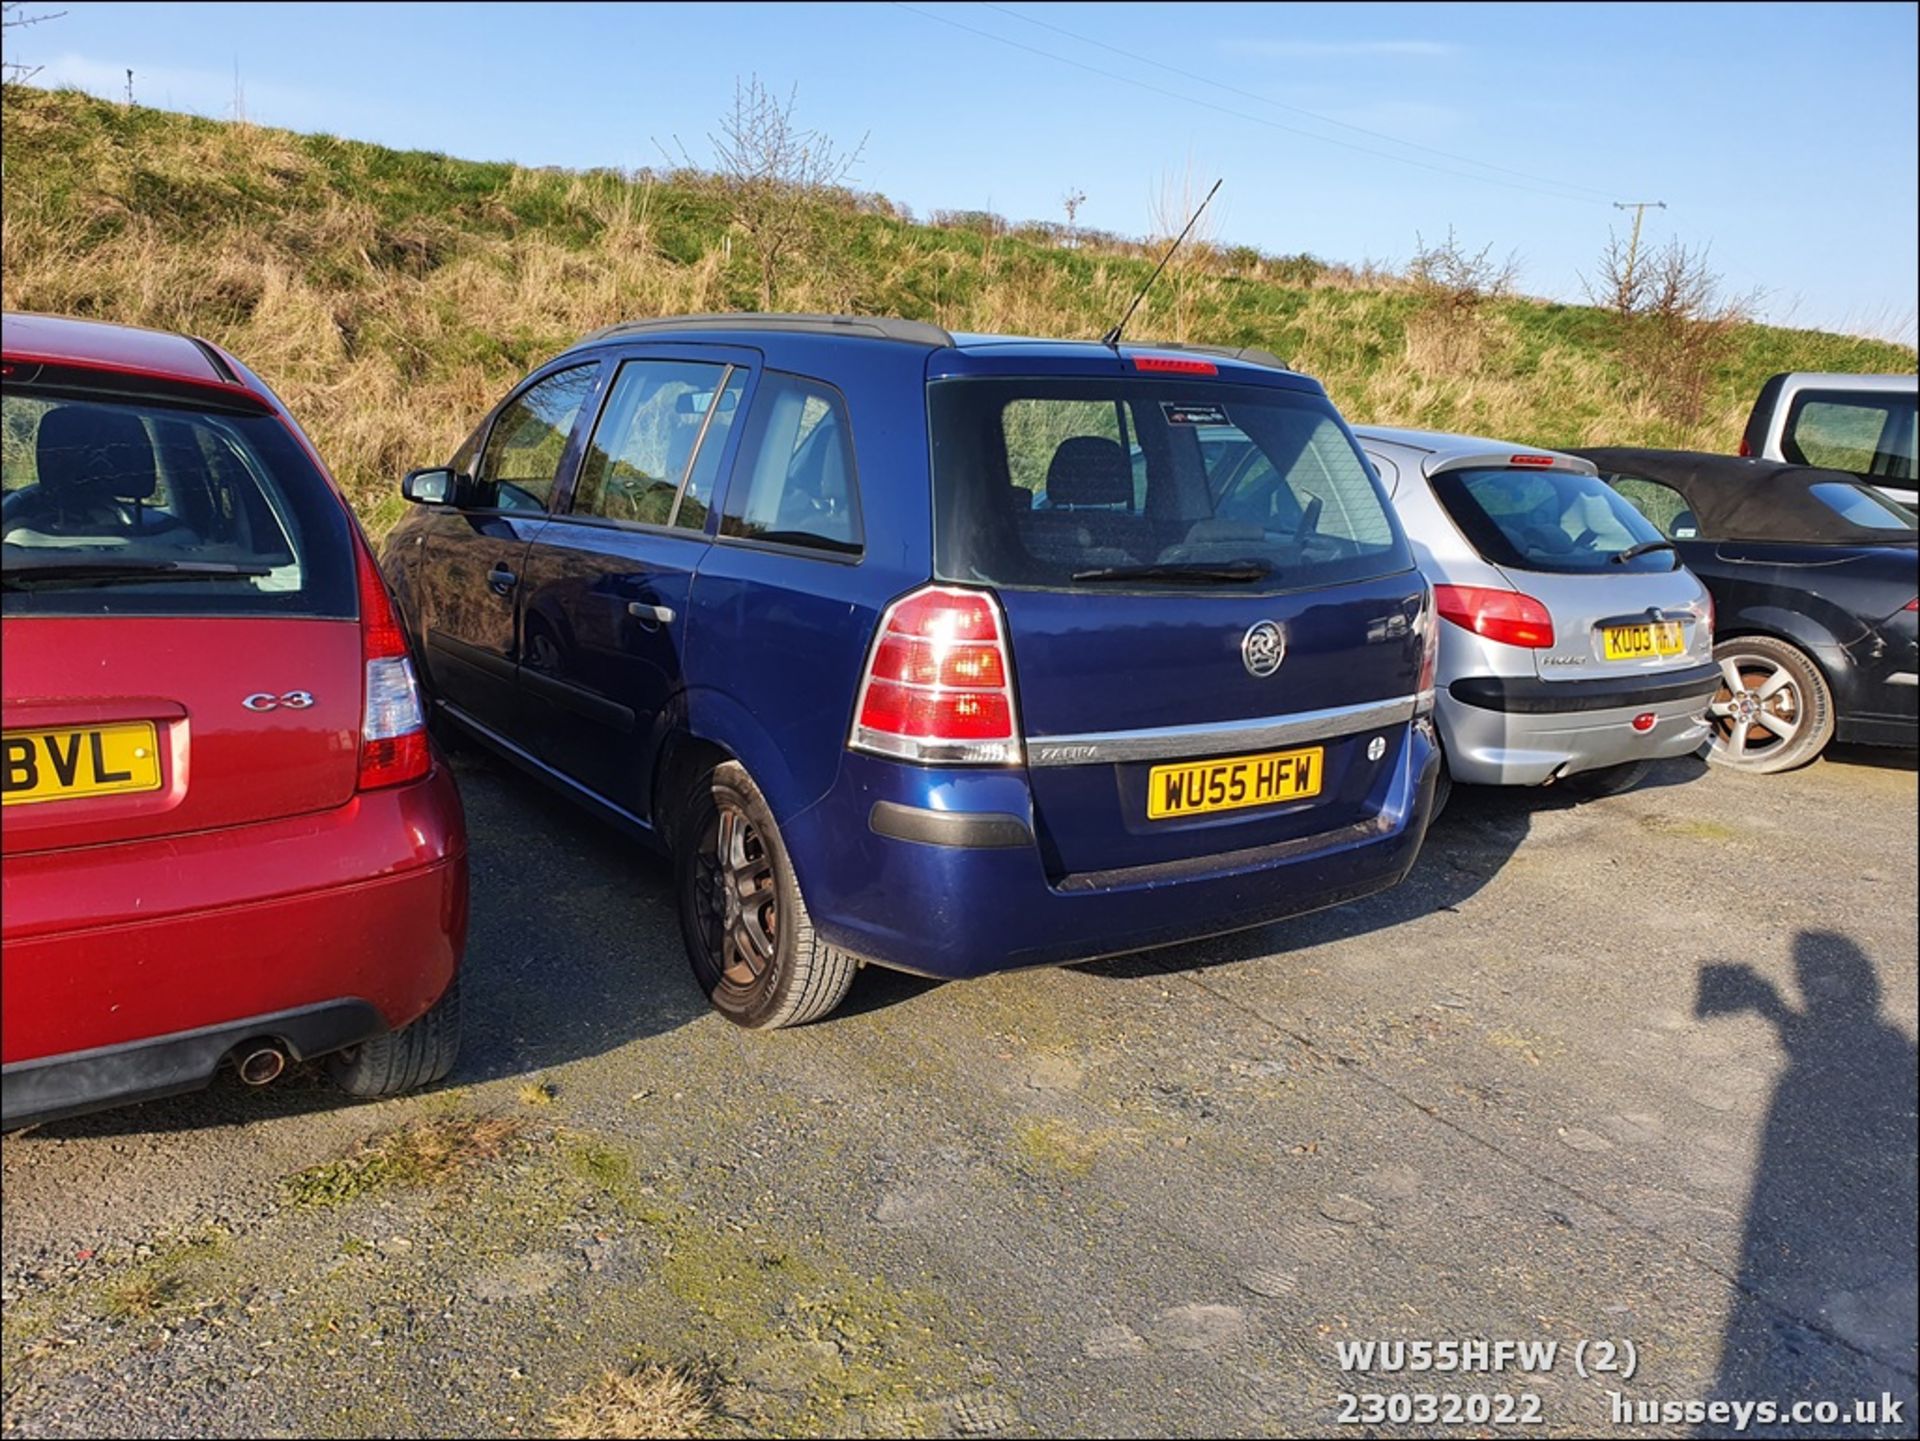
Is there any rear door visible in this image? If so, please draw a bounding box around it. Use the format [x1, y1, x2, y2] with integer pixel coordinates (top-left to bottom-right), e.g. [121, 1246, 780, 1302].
[413, 362, 601, 737]
[517, 350, 752, 814]
[2, 382, 363, 855]
[927, 371, 1425, 878]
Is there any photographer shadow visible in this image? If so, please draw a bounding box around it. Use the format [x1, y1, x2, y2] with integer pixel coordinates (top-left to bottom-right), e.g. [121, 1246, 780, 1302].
[1696, 932, 1918, 1429]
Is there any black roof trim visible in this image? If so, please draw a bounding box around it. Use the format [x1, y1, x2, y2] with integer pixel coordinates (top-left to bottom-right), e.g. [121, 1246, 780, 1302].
[1132, 340, 1292, 372]
[187, 336, 240, 385]
[581, 313, 955, 349]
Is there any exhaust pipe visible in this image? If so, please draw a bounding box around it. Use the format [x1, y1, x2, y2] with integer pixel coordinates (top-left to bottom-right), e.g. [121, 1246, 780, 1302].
[237, 1045, 288, 1086]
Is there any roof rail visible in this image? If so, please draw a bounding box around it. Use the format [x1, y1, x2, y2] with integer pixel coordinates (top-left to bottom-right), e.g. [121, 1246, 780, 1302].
[1131, 340, 1291, 372]
[581, 313, 956, 349]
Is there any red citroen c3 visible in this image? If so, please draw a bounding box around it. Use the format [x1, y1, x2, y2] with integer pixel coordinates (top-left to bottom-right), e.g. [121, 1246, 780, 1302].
[1, 313, 466, 1129]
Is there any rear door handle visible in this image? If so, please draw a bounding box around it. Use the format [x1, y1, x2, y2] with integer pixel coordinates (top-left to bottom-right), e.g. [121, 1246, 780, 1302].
[488, 564, 518, 595]
[627, 602, 676, 626]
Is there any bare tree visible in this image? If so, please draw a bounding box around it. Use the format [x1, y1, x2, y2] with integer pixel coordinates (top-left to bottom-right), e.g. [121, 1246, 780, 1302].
[1407, 227, 1518, 320]
[1586, 232, 1758, 424]
[1061, 187, 1086, 249]
[695, 76, 865, 310]
[2, 3, 66, 89]
[1583, 227, 1649, 318]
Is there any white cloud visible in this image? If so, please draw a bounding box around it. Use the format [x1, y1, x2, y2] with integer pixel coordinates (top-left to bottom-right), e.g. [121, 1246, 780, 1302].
[1226, 38, 1459, 59]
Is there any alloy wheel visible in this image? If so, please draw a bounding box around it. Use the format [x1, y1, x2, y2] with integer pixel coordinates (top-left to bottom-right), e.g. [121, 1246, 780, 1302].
[695, 801, 779, 988]
[1707, 654, 1802, 765]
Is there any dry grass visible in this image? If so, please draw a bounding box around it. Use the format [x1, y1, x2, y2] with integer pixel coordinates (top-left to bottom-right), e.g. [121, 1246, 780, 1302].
[547, 1362, 715, 1440]
[101, 1270, 183, 1321]
[282, 1112, 522, 1207]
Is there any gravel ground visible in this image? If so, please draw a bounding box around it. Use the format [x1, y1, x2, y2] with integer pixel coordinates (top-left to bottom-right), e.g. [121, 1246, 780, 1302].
[3, 744, 1914, 1439]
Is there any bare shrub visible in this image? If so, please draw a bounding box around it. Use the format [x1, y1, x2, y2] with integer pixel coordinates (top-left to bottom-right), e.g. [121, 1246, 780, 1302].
[1593, 236, 1758, 426]
[548, 1361, 716, 1440]
[1404, 228, 1518, 372]
[697, 76, 864, 309]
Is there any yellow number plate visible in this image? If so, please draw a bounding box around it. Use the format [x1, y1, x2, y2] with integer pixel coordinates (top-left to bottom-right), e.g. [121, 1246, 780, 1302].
[1, 722, 162, 806]
[1147, 745, 1324, 821]
[1602, 621, 1686, 661]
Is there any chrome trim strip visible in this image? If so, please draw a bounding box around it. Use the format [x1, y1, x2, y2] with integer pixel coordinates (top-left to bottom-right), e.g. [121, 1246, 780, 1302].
[1888, 672, 1918, 688]
[1026, 694, 1420, 767]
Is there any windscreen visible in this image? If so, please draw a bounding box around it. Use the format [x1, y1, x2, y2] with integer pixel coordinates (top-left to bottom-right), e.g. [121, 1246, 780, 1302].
[929, 377, 1410, 592]
[1431, 466, 1679, 574]
[1, 387, 355, 616]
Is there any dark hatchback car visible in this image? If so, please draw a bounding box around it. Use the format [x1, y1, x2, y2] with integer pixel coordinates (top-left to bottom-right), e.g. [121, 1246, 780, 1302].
[1579, 447, 1917, 772]
[384, 315, 1441, 1026]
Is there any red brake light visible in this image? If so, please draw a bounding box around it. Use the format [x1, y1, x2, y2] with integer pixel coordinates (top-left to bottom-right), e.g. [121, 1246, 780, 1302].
[1508, 454, 1555, 467]
[1905, 597, 1918, 612]
[1433, 584, 1555, 649]
[355, 539, 429, 790]
[1738, 437, 1751, 457]
[851, 585, 1021, 764]
[1131, 354, 1217, 375]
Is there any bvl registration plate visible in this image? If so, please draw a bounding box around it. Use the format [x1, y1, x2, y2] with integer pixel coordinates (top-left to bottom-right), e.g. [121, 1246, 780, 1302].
[1146, 745, 1324, 821]
[1, 723, 163, 806]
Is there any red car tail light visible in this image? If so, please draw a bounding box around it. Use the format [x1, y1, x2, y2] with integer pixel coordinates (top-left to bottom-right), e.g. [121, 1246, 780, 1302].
[851, 585, 1021, 765]
[1508, 454, 1556, 467]
[355, 540, 429, 790]
[1631, 712, 1656, 732]
[1433, 584, 1556, 649]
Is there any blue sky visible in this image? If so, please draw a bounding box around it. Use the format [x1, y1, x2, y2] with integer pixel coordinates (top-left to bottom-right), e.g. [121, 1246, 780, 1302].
[15, 1, 1918, 344]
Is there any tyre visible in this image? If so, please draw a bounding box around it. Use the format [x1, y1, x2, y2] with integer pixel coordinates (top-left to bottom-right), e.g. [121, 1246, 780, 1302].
[1705, 636, 1834, 774]
[1430, 762, 1453, 821]
[1561, 759, 1653, 798]
[674, 760, 859, 1028]
[328, 976, 463, 1098]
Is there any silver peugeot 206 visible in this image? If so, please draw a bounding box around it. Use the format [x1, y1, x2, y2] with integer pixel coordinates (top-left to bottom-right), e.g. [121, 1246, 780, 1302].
[1354, 427, 1719, 807]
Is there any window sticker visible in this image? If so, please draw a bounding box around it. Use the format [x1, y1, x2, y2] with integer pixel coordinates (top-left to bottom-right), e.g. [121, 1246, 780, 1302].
[1161, 401, 1230, 426]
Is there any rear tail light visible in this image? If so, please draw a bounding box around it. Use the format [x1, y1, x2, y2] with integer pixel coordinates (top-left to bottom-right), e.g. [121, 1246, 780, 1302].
[1737, 437, 1751, 457]
[1508, 454, 1556, 467]
[1433, 584, 1555, 650]
[355, 539, 429, 790]
[1906, 597, 1918, 612]
[1414, 588, 1439, 715]
[851, 585, 1021, 765]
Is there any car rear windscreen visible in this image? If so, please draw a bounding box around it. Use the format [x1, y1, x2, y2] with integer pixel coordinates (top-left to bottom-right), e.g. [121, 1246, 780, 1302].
[1430, 466, 1680, 574]
[928, 377, 1411, 592]
[1, 387, 355, 617]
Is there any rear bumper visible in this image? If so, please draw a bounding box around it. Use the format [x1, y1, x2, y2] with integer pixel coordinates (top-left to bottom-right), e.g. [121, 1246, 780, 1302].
[2, 1000, 387, 1131]
[785, 724, 1438, 980]
[1440, 662, 1717, 786]
[1, 766, 467, 1127]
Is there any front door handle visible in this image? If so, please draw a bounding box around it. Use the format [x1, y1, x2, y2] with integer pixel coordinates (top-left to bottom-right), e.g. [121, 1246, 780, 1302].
[627, 601, 676, 626]
[488, 564, 518, 595]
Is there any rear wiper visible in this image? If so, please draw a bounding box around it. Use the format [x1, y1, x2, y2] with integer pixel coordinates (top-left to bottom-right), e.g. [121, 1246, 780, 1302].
[1609, 540, 1678, 565]
[1072, 560, 1273, 583]
[1, 558, 273, 589]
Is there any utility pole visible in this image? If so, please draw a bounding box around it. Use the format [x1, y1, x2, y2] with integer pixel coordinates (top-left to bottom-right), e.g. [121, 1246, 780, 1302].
[123, 67, 132, 106]
[1613, 200, 1666, 299]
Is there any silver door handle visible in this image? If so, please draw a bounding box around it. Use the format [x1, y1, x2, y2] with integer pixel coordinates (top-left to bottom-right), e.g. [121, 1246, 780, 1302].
[627, 602, 676, 625]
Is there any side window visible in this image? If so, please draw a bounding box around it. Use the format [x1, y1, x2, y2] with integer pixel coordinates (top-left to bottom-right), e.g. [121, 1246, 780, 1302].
[1783, 392, 1917, 480]
[573, 359, 741, 529]
[721, 373, 861, 555]
[1608, 474, 1698, 538]
[473, 364, 599, 512]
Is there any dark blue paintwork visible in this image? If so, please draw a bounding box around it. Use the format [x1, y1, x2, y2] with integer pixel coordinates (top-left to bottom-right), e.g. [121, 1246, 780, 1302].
[383, 323, 1439, 979]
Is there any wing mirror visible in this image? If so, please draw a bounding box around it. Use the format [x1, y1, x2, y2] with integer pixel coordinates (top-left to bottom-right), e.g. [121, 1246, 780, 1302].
[401, 466, 459, 506]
